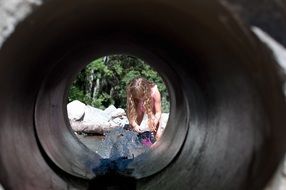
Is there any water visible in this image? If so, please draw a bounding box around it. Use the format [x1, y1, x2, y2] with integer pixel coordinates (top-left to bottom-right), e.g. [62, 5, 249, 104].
[77, 127, 154, 175]
[76, 127, 151, 159]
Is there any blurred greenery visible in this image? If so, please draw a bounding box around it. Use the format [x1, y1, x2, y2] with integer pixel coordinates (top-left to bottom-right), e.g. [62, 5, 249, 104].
[68, 55, 170, 112]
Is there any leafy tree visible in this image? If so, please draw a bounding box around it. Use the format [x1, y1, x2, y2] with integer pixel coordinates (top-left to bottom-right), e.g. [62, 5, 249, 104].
[68, 55, 170, 112]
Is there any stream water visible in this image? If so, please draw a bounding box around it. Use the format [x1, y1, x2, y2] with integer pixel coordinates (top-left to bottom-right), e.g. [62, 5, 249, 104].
[76, 127, 152, 159]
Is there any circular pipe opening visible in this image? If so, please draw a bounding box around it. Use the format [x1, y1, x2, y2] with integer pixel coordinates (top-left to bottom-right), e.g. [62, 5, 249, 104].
[66, 54, 171, 158]
[34, 40, 191, 178]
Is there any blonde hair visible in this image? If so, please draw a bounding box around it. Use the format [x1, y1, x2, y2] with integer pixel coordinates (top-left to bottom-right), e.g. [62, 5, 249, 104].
[126, 77, 155, 131]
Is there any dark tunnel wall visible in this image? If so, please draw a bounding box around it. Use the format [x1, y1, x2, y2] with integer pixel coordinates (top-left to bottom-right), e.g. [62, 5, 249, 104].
[0, 0, 286, 190]
[225, 0, 286, 47]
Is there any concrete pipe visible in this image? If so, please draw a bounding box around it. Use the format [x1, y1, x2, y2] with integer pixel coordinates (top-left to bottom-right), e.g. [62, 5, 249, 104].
[0, 0, 286, 189]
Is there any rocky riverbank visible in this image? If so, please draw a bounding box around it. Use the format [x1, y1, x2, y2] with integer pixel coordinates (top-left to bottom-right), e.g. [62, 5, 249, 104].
[67, 100, 169, 159]
[67, 100, 169, 135]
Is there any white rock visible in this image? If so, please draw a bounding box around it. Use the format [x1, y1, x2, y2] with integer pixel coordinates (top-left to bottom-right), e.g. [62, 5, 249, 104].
[112, 116, 129, 127]
[68, 103, 169, 135]
[104, 106, 126, 120]
[110, 108, 126, 119]
[69, 104, 126, 134]
[83, 105, 109, 125]
[109, 120, 119, 128]
[104, 105, 117, 116]
[67, 100, 86, 121]
[70, 120, 112, 134]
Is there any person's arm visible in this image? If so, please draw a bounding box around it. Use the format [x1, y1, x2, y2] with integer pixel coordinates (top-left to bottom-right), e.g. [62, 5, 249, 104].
[152, 87, 162, 128]
[130, 120, 141, 132]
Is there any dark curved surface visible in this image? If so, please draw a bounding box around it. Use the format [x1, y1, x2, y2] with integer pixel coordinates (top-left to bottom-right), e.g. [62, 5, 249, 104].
[0, 0, 286, 189]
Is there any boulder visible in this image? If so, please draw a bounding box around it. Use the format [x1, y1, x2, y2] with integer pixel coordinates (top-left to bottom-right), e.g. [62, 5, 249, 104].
[103, 105, 117, 116]
[112, 116, 129, 127]
[110, 108, 126, 119]
[104, 105, 126, 120]
[70, 121, 112, 134]
[83, 105, 109, 126]
[68, 104, 124, 134]
[67, 101, 169, 135]
[67, 100, 86, 121]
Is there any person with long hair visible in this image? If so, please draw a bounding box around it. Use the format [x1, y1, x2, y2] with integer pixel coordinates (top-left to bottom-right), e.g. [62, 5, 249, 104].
[126, 77, 163, 141]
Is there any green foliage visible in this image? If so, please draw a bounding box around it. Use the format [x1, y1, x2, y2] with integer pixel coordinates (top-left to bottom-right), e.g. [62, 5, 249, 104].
[68, 55, 170, 112]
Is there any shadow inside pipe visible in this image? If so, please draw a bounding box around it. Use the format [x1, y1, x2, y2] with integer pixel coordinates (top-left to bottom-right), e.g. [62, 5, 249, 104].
[88, 173, 136, 190]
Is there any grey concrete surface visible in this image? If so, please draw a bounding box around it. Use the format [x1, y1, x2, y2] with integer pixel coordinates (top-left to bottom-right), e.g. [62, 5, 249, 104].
[0, 0, 42, 48]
